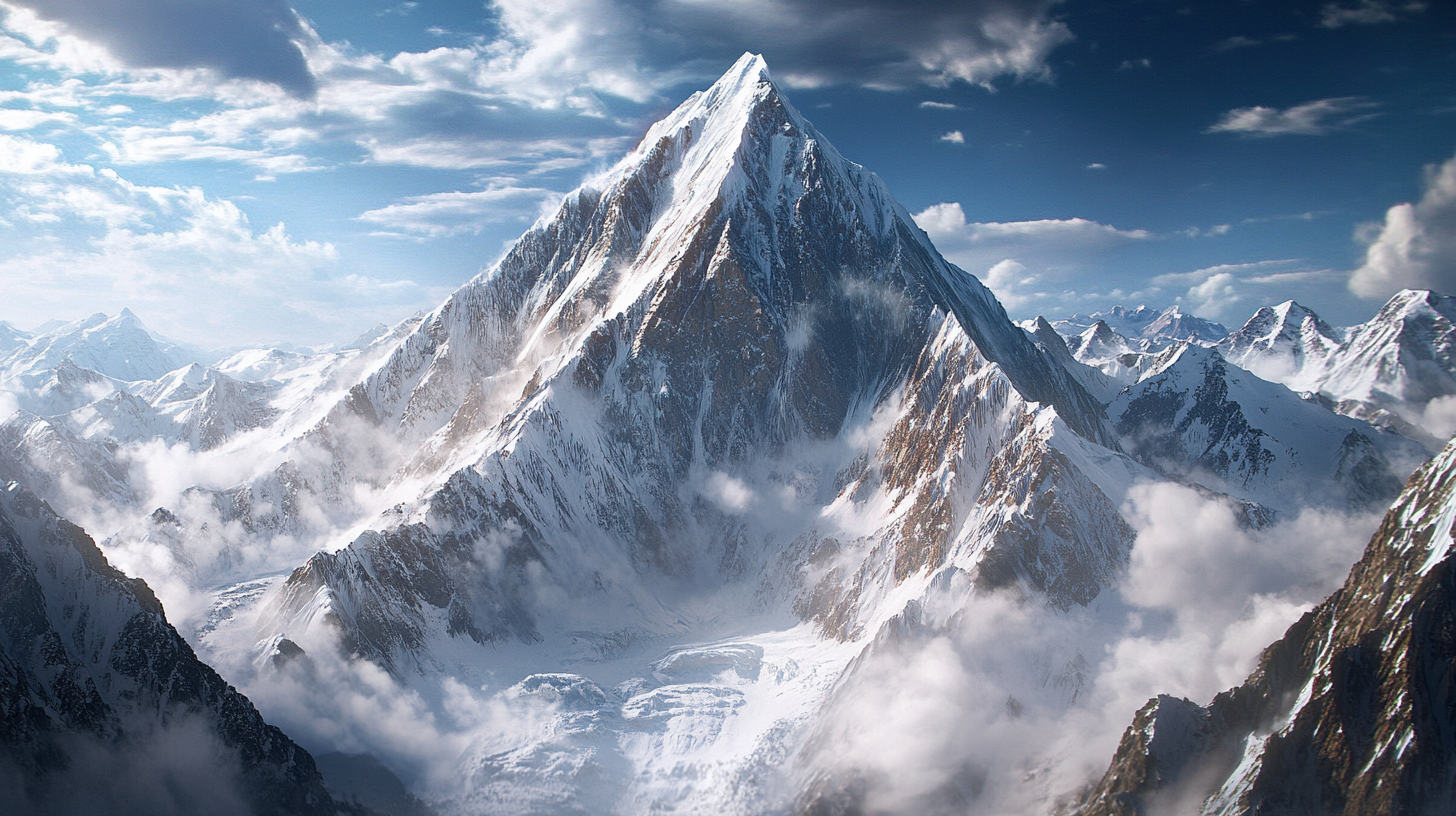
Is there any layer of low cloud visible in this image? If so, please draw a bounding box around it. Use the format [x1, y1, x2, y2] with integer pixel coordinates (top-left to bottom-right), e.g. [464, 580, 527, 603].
[1348, 152, 1456, 299]
[803, 481, 1381, 812]
[1208, 96, 1379, 137]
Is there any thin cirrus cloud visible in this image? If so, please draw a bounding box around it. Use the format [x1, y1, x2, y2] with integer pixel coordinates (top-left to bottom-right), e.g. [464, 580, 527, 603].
[1, 0, 316, 97]
[1207, 96, 1380, 137]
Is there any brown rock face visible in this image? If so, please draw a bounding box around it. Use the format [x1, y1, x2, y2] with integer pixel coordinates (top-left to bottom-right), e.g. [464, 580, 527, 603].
[1074, 438, 1456, 816]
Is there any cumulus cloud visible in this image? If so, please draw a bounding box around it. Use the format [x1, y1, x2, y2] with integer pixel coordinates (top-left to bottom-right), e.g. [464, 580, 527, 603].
[938, 129, 965, 144]
[1207, 96, 1379, 137]
[0, 0, 1078, 196]
[357, 187, 561, 239]
[2, 0, 315, 96]
[481, 0, 1073, 96]
[1348, 152, 1456, 299]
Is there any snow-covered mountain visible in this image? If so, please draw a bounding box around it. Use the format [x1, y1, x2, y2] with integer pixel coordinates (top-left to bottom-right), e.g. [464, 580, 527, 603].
[0, 481, 341, 815]
[1046, 305, 1228, 350]
[1075, 432, 1456, 816]
[1, 309, 192, 385]
[1215, 299, 1343, 388]
[1212, 290, 1456, 441]
[1111, 343, 1423, 512]
[0, 54, 1437, 816]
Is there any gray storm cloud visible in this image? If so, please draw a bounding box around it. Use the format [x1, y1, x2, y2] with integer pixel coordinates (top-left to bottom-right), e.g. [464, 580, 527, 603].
[5, 0, 316, 96]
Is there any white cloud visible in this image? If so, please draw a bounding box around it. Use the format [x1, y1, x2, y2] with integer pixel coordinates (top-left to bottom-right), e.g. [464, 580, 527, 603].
[938, 129, 965, 144]
[1348, 152, 1456, 299]
[918, 100, 957, 110]
[804, 481, 1383, 813]
[1085, 162, 1106, 170]
[916, 202, 1151, 252]
[1208, 96, 1379, 136]
[1153, 259, 1343, 322]
[915, 201, 1153, 316]
[358, 187, 561, 239]
[1213, 35, 1262, 51]
[1117, 58, 1151, 70]
[0, 133, 442, 346]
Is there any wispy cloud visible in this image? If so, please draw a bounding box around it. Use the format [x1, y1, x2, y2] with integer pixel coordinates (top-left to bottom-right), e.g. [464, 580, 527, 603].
[357, 188, 561, 239]
[918, 100, 957, 110]
[1320, 0, 1427, 28]
[0, 133, 445, 345]
[1208, 96, 1379, 136]
[915, 201, 1152, 313]
[1153, 259, 1341, 320]
[939, 130, 965, 144]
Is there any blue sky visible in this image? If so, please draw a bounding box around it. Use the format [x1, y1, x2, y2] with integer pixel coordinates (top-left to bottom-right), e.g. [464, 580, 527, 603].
[0, 0, 1451, 348]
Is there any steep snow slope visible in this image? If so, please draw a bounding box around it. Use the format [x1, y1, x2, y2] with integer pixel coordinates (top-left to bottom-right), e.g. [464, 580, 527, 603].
[0, 482, 339, 815]
[267, 53, 1126, 649]
[1322, 289, 1456, 412]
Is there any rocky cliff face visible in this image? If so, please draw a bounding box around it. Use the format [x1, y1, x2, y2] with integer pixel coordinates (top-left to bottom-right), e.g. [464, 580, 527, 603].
[0, 482, 339, 815]
[1074, 435, 1456, 816]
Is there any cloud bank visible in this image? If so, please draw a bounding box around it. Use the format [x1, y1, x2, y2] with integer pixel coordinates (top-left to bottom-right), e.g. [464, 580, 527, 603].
[1349, 152, 1456, 299]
